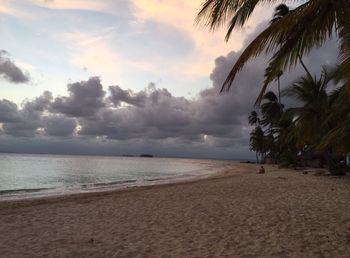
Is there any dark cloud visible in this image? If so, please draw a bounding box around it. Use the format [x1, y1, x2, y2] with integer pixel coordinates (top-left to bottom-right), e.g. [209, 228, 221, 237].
[79, 69, 257, 143]
[51, 77, 105, 117]
[0, 99, 20, 122]
[108, 85, 147, 107]
[2, 91, 52, 137]
[22, 91, 52, 116]
[44, 115, 77, 136]
[0, 50, 30, 83]
[79, 85, 193, 140]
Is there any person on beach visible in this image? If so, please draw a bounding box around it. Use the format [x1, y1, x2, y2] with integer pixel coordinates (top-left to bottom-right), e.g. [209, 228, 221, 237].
[258, 166, 265, 174]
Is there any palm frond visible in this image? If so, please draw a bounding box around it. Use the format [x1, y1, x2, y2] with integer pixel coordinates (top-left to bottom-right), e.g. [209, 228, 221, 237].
[196, 0, 280, 31]
[336, 2, 350, 94]
[257, 1, 336, 103]
[225, 0, 260, 40]
[220, 2, 312, 93]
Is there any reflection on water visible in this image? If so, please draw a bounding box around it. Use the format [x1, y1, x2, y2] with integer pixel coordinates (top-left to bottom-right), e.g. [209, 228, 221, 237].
[0, 154, 235, 199]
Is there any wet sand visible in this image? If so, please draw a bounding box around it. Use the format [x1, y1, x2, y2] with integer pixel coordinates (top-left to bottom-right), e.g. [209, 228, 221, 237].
[0, 164, 349, 257]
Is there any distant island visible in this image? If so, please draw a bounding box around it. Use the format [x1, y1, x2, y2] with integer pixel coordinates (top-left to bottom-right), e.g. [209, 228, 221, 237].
[139, 154, 154, 158]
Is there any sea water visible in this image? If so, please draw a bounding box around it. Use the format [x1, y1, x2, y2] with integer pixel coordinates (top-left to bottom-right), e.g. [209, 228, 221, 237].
[0, 153, 236, 200]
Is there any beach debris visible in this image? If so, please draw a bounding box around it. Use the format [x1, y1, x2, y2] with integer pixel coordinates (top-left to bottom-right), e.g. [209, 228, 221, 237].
[88, 238, 94, 244]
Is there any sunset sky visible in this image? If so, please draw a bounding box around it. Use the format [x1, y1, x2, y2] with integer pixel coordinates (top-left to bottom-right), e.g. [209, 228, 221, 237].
[0, 0, 270, 101]
[0, 1, 336, 159]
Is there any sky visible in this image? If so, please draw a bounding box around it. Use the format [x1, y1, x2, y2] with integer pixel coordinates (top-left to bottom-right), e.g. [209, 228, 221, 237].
[0, 0, 338, 159]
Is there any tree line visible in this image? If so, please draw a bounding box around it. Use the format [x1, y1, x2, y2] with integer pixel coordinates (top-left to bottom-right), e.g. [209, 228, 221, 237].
[196, 1, 350, 175]
[249, 66, 349, 175]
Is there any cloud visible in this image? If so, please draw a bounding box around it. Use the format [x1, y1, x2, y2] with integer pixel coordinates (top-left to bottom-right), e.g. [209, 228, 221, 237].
[50, 77, 105, 117]
[79, 85, 193, 140]
[43, 115, 77, 136]
[131, 0, 271, 78]
[108, 84, 148, 107]
[0, 20, 340, 159]
[35, 0, 132, 17]
[77, 22, 338, 145]
[77, 69, 258, 144]
[0, 1, 32, 18]
[59, 29, 122, 76]
[39, 0, 104, 10]
[0, 99, 20, 122]
[0, 50, 30, 83]
[2, 91, 52, 137]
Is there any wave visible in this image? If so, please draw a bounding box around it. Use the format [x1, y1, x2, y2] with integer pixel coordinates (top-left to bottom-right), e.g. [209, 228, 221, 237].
[82, 179, 138, 188]
[0, 187, 50, 196]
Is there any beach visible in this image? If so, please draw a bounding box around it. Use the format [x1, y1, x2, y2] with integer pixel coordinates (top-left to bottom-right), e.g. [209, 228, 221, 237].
[0, 164, 349, 258]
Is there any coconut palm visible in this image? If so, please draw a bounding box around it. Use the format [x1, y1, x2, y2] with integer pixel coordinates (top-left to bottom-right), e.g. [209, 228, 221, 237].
[248, 110, 260, 127]
[283, 66, 340, 173]
[270, 4, 313, 81]
[248, 110, 261, 163]
[275, 112, 298, 167]
[276, 70, 283, 107]
[259, 91, 283, 161]
[249, 126, 266, 163]
[319, 85, 350, 154]
[196, 0, 350, 103]
[271, 3, 289, 24]
[260, 91, 283, 129]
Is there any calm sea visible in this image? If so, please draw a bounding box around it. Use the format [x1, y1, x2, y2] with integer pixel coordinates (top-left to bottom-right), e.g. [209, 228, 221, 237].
[0, 153, 236, 200]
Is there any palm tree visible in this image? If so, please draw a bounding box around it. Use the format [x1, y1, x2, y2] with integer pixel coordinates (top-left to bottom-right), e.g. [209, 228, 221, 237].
[249, 126, 266, 163]
[270, 4, 313, 81]
[275, 112, 298, 167]
[283, 66, 340, 173]
[276, 70, 283, 108]
[319, 85, 350, 155]
[260, 91, 283, 161]
[260, 91, 283, 129]
[248, 110, 261, 163]
[248, 110, 260, 127]
[196, 0, 350, 103]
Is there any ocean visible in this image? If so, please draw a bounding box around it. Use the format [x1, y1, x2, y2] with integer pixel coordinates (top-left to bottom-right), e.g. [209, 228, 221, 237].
[0, 153, 236, 200]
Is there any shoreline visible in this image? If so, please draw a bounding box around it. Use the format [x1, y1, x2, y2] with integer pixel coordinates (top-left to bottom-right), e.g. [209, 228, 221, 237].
[1, 164, 349, 257]
[0, 162, 247, 207]
[0, 161, 238, 203]
[0, 156, 238, 202]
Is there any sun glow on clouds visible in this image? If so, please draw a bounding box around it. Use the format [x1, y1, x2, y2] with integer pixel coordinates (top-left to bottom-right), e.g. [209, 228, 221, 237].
[132, 0, 235, 76]
[0, 1, 35, 19]
[31, 0, 107, 12]
[61, 28, 121, 76]
[0, 0, 271, 99]
[59, 28, 159, 88]
[131, 0, 267, 77]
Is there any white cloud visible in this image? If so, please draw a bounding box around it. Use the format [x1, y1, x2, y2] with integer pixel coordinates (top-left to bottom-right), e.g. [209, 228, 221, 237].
[131, 0, 271, 77]
[60, 28, 122, 77]
[30, 0, 109, 12]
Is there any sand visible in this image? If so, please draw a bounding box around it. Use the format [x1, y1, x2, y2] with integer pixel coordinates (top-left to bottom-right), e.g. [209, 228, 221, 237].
[0, 164, 349, 258]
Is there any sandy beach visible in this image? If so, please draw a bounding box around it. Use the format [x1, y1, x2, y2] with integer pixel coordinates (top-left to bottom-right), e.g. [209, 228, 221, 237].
[0, 164, 349, 258]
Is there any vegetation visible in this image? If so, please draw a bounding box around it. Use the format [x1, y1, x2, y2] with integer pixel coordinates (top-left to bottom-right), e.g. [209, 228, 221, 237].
[196, 0, 350, 103]
[248, 67, 349, 175]
[197, 1, 350, 175]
